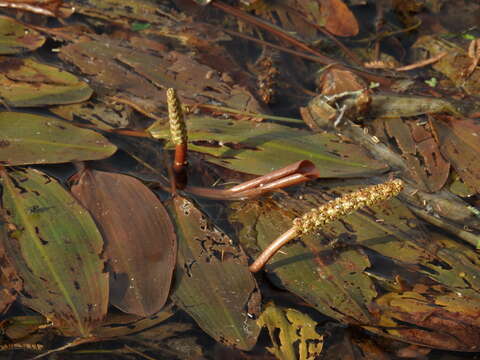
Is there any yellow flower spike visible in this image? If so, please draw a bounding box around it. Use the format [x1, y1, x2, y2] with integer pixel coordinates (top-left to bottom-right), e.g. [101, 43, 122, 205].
[249, 179, 404, 272]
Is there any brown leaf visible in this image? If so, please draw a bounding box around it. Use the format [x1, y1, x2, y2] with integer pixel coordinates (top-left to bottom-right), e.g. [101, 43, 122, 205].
[385, 118, 450, 192]
[430, 115, 480, 194]
[321, 0, 359, 37]
[71, 169, 176, 317]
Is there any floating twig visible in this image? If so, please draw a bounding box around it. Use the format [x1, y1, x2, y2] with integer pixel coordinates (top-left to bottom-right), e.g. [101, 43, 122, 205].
[249, 179, 404, 272]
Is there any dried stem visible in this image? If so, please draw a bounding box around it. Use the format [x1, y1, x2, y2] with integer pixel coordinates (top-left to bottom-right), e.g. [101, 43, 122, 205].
[395, 52, 447, 71]
[185, 160, 319, 200]
[167, 88, 188, 189]
[249, 179, 404, 272]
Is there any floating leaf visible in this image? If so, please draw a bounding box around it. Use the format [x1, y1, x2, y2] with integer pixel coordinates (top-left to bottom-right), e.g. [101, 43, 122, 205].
[258, 302, 324, 360]
[0, 16, 45, 54]
[365, 287, 480, 351]
[231, 195, 377, 324]
[150, 115, 388, 177]
[71, 169, 176, 317]
[230, 178, 443, 324]
[169, 196, 260, 350]
[0, 57, 93, 107]
[0, 112, 117, 165]
[94, 303, 176, 338]
[0, 168, 108, 336]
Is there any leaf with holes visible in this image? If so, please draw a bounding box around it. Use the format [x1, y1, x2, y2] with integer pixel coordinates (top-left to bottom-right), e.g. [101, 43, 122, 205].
[169, 196, 261, 350]
[258, 302, 324, 360]
[0, 168, 108, 336]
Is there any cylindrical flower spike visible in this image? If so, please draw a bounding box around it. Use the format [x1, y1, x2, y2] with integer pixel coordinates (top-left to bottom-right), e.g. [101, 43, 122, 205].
[167, 88, 188, 189]
[249, 179, 404, 272]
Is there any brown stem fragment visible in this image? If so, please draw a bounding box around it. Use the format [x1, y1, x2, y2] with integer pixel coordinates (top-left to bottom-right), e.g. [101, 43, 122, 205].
[249, 179, 404, 272]
[167, 88, 188, 189]
[185, 160, 319, 200]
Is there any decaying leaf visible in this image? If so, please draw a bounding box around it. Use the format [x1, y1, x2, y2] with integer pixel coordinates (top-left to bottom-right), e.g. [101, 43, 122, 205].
[383, 118, 450, 192]
[365, 287, 480, 351]
[315, 0, 359, 36]
[169, 196, 261, 350]
[412, 35, 480, 96]
[0, 16, 45, 54]
[0, 57, 93, 107]
[71, 169, 177, 317]
[430, 114, 480, 194]
[0, 112, 117, 165]
[150, 115, 388, 177]
[258, 302, 324, 360]
[59, 36, 263, 117]
[50, 99, 133, 130]
[0, 168, 109, 336]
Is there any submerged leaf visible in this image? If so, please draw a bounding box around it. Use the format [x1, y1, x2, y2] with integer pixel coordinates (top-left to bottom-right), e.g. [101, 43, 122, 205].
[0, 168, 108, 336]
[0, 57, 93, 107]
[0, 16, 45, 54]
[169, 196, 260, 350]
[71, 169, 176, 317]
[150, 115, 388, 177]
[430, 115, 480, 194]
[0, 112, 117, 165]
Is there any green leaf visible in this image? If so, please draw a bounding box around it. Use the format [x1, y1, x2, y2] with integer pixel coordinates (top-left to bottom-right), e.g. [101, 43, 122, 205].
[0, 16, 45, 54]
[131, 22, 151, 31]
[230, 194, 377, 324]
[425, 77, 438, 87]
[0, 57, 93, 107]
[150, 115, 388, 177]
[0, 168, 109, 336]
[169, 196, 261, 350]
[0, 112, 117, 165]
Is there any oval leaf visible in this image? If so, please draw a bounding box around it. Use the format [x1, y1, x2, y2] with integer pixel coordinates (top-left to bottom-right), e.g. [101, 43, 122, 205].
[0, 16, 45, 54]
[0, 112, 117, 165]
[150, 115, 388, 177]
[0, 168, 109, 336]
[71, 169, 176, 317]
[169, 196, 261, 350]
[0, 57, 93, 107]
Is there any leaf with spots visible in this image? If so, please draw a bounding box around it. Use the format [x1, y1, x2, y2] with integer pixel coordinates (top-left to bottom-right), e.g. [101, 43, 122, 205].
[71, 169, 176, 317]
[0, 168, 108, 336]
[168, 196, 261, 350]
[0, 16, 45, 55]
[231, 195, 377, 324]
[0, 57, 92, 107]
[0, 112, 117, 166]
[150, 115, 388, 177]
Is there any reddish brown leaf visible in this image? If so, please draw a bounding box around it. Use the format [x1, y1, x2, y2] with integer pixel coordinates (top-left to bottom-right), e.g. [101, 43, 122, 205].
[321, 0, 359, 37]
[71, 169, 177, 317]
[385, 119, 450, 193]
